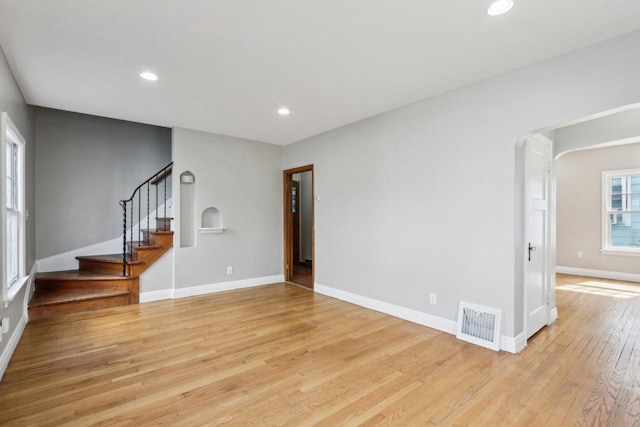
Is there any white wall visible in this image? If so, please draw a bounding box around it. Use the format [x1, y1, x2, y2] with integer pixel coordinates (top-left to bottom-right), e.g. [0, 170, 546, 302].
[557, 143, 640, 274]
[172, 128, 283, 289]
[283, 30, 640, 339]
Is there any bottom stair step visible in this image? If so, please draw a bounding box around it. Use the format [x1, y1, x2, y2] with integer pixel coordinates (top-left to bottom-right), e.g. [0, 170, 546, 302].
[30, 288, 131, 306]
[29, 288, 132, 320]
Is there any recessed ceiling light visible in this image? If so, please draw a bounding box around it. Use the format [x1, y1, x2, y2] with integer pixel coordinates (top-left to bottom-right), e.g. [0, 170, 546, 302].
[140, 71, 158, 81]
[487, 0, 513, 16]
[278, 107, 290, 116]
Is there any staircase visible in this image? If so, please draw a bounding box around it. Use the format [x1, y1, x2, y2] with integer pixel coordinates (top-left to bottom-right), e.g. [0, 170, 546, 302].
[29, 163, 173, 320]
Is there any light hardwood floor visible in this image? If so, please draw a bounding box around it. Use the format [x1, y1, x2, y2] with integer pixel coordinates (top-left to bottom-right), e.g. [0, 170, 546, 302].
[1, 274, 639, 426]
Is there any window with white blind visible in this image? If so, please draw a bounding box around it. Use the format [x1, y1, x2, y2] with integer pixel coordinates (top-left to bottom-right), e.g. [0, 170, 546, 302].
[601, 169, 640, 255]
[2, 112, 26, 302]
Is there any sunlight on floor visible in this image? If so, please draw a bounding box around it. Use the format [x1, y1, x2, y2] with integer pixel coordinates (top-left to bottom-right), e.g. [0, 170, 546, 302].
[557, 280, 640, 299]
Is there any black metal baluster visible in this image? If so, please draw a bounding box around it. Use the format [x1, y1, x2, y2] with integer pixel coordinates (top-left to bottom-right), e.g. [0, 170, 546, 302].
[146, 182, 150, 245]
[155, 174, 158, 232]
[119, 162, 172, 273]
[130, 199, 133, 260]
[138, 191, 141, 247]
[121, 201, 127, 276]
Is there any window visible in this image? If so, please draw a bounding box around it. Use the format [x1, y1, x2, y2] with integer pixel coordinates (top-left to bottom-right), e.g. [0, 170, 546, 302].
[1, 112, 26, 302]
[601, 169, 640, 255]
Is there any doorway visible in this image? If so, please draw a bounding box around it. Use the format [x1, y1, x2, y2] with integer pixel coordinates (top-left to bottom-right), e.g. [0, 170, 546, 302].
[283, 165, 314, 289]
[518, 104, 640, 351]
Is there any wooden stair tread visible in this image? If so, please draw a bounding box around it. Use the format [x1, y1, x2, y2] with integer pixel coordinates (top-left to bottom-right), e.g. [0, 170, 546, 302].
[133, 245, 161, 251]
[36, 270, 133, 281]
[127, 241, 161, 248]
[141, 230, 174, 235]
[76, 254, 143, 265]
[30, 288, 130, 307]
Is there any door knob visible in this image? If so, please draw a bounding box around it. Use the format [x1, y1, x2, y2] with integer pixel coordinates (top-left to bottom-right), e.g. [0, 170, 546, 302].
[528, 243, 536, 261]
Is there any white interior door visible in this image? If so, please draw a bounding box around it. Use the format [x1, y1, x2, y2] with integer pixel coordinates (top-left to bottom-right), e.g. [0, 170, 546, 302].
[525, 135, 551, 339]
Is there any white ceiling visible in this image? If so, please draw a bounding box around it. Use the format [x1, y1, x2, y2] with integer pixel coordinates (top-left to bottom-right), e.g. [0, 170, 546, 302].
[1, 1, 640, 145]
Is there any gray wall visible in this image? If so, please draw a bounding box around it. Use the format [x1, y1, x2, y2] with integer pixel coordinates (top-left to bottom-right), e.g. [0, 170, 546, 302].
[0, 46, 35, 373]
[35, 108, 172, 259]
[283, 30, 640, 338]
[557, 143, 640, 274]
[173, 128, 282, 288]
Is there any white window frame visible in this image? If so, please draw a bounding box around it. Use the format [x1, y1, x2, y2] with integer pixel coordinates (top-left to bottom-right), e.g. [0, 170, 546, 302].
[1, 112, 27, 304]
[601, 168, 640, 256]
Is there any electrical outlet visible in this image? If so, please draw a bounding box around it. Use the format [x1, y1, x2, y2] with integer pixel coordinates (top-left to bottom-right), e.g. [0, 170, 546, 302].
[1, 318, 9, 334]
[577, 251, 583, 258]
[429, 293, 437, 305]
[227, 266, 233, 275]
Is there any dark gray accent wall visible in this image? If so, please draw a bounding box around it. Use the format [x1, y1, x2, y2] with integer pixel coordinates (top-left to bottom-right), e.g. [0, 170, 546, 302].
[0, 45, 35, 375]
[35, 108, 171, 259]
[0, 47, 34, 269]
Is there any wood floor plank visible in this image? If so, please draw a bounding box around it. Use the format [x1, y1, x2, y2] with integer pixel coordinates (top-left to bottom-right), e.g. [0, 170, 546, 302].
[1, 277, 640, 425]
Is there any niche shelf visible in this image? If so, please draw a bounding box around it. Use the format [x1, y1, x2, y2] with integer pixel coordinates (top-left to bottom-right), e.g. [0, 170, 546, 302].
[180, 171, 196, 247]
[199, 227, 224, 234]
[199, 207, 224, 233]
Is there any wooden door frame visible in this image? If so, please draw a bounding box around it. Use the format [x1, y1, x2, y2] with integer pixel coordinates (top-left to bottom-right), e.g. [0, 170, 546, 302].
[283, 165, 314, 288]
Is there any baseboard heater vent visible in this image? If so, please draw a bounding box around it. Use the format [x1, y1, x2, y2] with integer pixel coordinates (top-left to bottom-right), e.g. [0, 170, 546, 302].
[456, 301, 502, 351]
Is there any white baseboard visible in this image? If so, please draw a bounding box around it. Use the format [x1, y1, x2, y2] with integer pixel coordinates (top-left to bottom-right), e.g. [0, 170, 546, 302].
[501, 332, 526, 354]
[548, 307, 559, 325]
[0, 264, 36, 381]
[556, 266, 640, 283]
[141, 275, 284, 302]
[315, 282, 458, 334]
[169, 275, 284, 300]
[0, 313, 27, 381]
[140, 289, 175, 303]
[315, 283, 521, 354]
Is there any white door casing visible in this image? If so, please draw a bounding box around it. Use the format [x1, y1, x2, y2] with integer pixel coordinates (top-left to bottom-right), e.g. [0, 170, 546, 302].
[524, 135, 553, 339]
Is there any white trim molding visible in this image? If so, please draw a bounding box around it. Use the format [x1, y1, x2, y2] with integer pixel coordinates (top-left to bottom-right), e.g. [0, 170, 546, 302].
[548, 307, 559, 325]
[139, 289, 175, 303]
[0, 262, 34, 381]
[141, 275, 285, 302]
[601, 169, 640, 255]
[315, 283, 523, 354]
[598, 248, 640, 257]
[315, 283, 457, 334]
[556, 266, 640, 283]
[502, 332, 527, 354]
[2, 113, 27, 306]
[0, 313, 27, 381]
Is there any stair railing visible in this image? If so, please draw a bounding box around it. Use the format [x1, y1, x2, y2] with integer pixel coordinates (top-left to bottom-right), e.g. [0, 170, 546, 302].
[119, 162, 173, 276]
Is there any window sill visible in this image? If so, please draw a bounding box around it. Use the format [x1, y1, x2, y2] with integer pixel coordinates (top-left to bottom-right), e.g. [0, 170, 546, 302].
[4, 275, 29, 307]
[599, 248, 640, 257]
